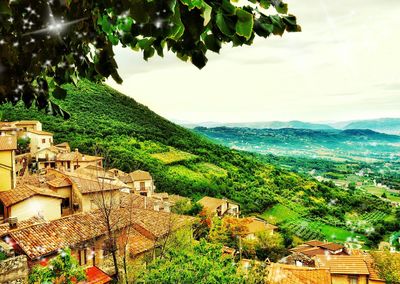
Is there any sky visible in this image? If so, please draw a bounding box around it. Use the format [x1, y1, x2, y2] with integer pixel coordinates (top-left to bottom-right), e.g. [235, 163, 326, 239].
[106, 0, 400, 124]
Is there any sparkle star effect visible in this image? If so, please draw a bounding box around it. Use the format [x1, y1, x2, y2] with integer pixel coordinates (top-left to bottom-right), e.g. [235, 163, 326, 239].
[22, 4, 87, 38]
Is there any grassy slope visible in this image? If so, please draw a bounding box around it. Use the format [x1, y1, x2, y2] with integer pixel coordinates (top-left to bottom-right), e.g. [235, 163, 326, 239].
[0, 80, 386, 217]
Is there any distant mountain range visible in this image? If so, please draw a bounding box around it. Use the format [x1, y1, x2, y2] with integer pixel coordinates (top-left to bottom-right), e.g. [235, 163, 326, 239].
[194, 127, 400, 162]
[182, 118, 400, 135]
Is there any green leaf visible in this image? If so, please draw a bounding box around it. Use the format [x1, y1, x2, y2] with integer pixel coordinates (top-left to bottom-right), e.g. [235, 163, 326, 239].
[204, 34, 221, 53]
[144, 47, 155, 61]
[179, 0, 204, 10]
[203, 3, 212, 26]
[275, 2, 288, 14]
[260, 0, 271, 9]
[53, 86, 67, 100]
[191, 50, 207, 69]
[235, 9, 254, 40]
[0, 0, 11, 15]
[216, 12, 235, 37]
[221, 0, 236, 16]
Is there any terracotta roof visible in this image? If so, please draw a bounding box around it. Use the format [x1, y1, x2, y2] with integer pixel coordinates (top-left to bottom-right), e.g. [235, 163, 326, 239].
[304, 240, 326, 247]
[16, 175, 43, 187]
[319, 242, 344, 251]
[315, 255, 370, 275]
[198, 196, 227, 212]
[47, 177, 72, 188]
[26, 129, 53, 136]
[0, 216, 45, 237]
[266, 263, 331, 284]
[80, 266, 112, 284]
[15, 120, 40, 125]
[128, 230, 155, 256]
[9, 207, 193, 259]
[36, 146, 66, 154]
[67, 173, 128, 194]
[300, 247, 327, 257]
[243, 217, 277, 235]
[130, 170, 152, 181]
[56, 151, 103, 162]
[54, 142, 70, 148]
[363, 254, 385, 281]
[0, 184, 63, 207]
[0, 135, 17, 151]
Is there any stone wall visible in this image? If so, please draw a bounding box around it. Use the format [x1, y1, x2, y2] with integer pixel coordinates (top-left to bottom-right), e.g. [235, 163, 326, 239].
[0, 255, 29, 284]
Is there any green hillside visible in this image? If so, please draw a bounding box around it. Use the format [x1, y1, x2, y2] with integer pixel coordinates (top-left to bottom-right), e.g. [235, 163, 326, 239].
[0, 80, 387, 219]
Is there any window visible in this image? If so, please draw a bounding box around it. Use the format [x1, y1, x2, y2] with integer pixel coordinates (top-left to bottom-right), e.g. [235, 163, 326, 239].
[140, 182, 145, 191]
[61, 198, 70, 209]
[78, 248, 87, 265]
[349, 276, 358, 284]
[42, 138, 45, 143]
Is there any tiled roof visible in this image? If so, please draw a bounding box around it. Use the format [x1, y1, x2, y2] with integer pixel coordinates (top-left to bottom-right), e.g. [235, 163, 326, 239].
[54, 142, 70, 148]
[300, 247, 327, 257]
[127, 230, 155, 256]
[315, 255, 370, 275]
[0, 216, 45, 237]
[198, 196, 227, 211]
[363, 254, 384, 281]
[0, 184, 63, 207]
[266, 263, 331, 284]
[9, 207, 193, 259]
[16, 175, 43, 187]
[26, 129, 53, 136]
[243, 217, 277, 235]
[67, 173, 128, 194]
[304, 240, 326, 247]
[291, 240, 347, 256]
[130, 170, 152, 181]
[15, 120, 40, 125]
[318, 242, 344, 251]
[56, 151, 103, 162]
[47, 177, 72, 188]
[0, 135, 17, 151]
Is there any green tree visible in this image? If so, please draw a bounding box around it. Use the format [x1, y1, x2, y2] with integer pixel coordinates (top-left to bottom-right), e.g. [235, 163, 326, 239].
[371, 251, 400, 283]
[17, 137, 30, 154]
[0, 0, 300, 116]
[29, 248, 86, 284]
[137, 239, 244, 283]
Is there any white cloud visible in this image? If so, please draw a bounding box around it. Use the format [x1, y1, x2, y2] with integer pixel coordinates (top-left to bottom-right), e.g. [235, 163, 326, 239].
[106, 0, 400, 123]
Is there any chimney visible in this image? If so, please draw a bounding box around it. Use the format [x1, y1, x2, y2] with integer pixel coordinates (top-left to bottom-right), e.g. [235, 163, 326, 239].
[75, 148, 79, 153]
[163, 202, 170, 213]
[8, 217, 18, 229]
[153, 201, 160, 212]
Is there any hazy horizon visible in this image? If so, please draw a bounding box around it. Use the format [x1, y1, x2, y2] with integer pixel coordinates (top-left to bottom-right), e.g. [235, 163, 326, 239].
[107, 0, 400, 123]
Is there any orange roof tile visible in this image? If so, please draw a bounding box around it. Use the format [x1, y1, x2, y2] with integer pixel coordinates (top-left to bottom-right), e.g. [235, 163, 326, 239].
[266, 263, 331, 284]
[26, 129, 53, 136]
[67, 173, 128, 194]
[128, 230, 155, 256]
[242, 217, 277, 235]
[130, 170, 152, 181]
[0, 184, 63, 207]
[198, 196, 227, 212]
[77, 266, 112, 284]
[304, 240, 326, 247]
[319, 242, 344, 251]
[47, 177, 72, 188]
[0, 135, 17, 151]
[8, 207, 194, 259]
[0, 216, 45, 237]
[315, 255, 370, 275]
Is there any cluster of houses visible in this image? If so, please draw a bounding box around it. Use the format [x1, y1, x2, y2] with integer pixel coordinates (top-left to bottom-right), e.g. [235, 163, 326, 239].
[266, 240, 386, 284]
[0, 120, 395, 284]
[0, 120, 193, 283]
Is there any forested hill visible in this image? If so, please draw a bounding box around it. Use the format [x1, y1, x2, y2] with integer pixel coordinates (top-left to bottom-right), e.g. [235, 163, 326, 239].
[0, 80, 385, 216]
